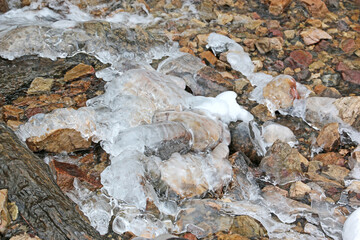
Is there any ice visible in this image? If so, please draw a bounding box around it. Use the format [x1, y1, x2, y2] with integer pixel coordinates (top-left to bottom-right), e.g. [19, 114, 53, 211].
[343, 207, 360, 240]
[262, 122, 297, 147]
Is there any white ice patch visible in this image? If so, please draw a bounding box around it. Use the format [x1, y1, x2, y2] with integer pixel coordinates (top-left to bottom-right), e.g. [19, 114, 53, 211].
[262, 122, 297, 147]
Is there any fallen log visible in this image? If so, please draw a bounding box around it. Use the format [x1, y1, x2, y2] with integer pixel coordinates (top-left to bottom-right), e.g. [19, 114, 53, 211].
[0, 122, 102, 240]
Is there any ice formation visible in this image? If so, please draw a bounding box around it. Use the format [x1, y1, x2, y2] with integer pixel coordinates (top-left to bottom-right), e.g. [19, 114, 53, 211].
[343, 208, 360, 240]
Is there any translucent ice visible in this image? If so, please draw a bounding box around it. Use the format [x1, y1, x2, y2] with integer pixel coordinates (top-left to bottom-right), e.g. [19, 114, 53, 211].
[343, 208, 360, 240]
[262, 122, 297, 147]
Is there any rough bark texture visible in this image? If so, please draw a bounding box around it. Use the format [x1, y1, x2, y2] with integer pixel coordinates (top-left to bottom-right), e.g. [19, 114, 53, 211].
[0, 122, 102, 240]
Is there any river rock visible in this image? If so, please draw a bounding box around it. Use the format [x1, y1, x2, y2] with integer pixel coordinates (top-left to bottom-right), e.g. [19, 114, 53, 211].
[313, 152, 345, 166]
[2, 105, 24, 121]
[250, 104, 276, 122]
[341, 70, 360, 85]
[300, 0, 329, 17]
[321, 73, 341, 87]
[304, 97, 338, 128]
[27, 77, 54, 95]
[229, 215, 267, 238]
[267, 0, 292, 15]
[64, 63, 95, 82]
[321, 165, 350, 184]
[286, 50, 313, 69]
[9, 233, 41, 240]
[340, 39, 357, 54]
[300, 28, 332, 45]
[316, 122, 340, 151]
[0, 189, 11, 233]
[334, 96, 360, 131]
[349, 146, 360, 169]
[263, 75, 300, 110]
[259, 140, 308, 184]
[26, 128, 92, 153]
[289, 181, 311, 199]
[255, 38, 272, 54]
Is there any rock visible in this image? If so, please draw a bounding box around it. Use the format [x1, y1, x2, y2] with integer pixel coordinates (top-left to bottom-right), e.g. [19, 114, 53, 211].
[288, 50, 313, 68]
[263, 75, 300, 110]
[153, 111, 224, 152]
[199, 51, 218, 65]
[0, 0, 9, 13]
[217, 13, 233, 25]
[284, 30, 295, 39]
[0, 189, 11, 233]
[309, 60, 325, 71]
[315, 86, 342, 98]
[259, 140, 307, 184]
[27, 77, 54, 95]
[194, 66, 233, 96]
[64, 63, 95, 82]
[250, 104, 276, 122]
[321, 73, 340, 87]
[341, 70, 360, 85]
[349, 146, 360, 169]
[26, 128, 92, 153]
[205, 232, 248, 240]
[289, 181, 311, 198]
[262, 122, 297, 145]
[300, 28, 332, 45]
[334, 96, 360, 131]
[340, 39, 357, 54]
[262, 185, 289, 197]
[313, 152, 345, 166]
[229, 215, 268, 238]
[300, 0, 329, 17]
[321, 165, 350, 184]
[50, 160, 102, 191]
[267, 0, 292, 15]
[304, 97, 338, 129]
[10, 233, 41, 240]
[316, 123, 340, 151]
[2, 105, 24, 121]
[255, 38, 272, 54]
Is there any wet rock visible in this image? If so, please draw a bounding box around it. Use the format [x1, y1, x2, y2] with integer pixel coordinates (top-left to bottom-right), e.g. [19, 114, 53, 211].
[250, 104, 276, 122]
[50, 160, 102, 191]
[194, 67, 234, 96]
[334, 96, 360, 130]
[27, 77, 54, 95]
[229, 215, 267, 238]
[259, 140, 308, 184]
[26, 128, 92, 153]
[289, 181, 311, 199]
[267, 0, 292, 15]
[341, 70, 360, 85]
[262, 122, 297, 146]
[262, 185, 289, 197]
[153, 111, 224, 152]
[300, 28, 332, 45]
[287, 50, 313, 69]
[64, 63, 95, 82]
[314, 84, 341, 98]
[204, 232, 248, 240]
[340, 39, 356, 54]
[2, 105, 24, 121]
[321, 73, 340, 87]
[304, 97, 338, 128]
[300, 0, 329, 17]
[313, 152, 345, 166]
[306, 172, 343, 191]
[0, 0, 9, 13]
[263, 75, 299, 110]
[321, 165, 350, 184]
[315, 122, 340, 151]
[0, 189, 11, 233]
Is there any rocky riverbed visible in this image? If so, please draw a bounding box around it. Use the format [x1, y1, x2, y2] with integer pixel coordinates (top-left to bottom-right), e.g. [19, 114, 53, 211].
[0, 0, 360, 239]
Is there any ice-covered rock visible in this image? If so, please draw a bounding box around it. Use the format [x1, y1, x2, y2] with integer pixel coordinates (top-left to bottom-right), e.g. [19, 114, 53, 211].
[262, 122, 297, 146]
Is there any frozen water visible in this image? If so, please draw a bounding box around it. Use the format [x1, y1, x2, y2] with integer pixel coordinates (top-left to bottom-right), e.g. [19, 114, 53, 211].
[343, 207, 360, 240]
[262, 122, 297, 147]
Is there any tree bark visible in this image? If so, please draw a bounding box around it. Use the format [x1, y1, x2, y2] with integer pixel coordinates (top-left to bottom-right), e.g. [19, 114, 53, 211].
[0, 122, 102, 240]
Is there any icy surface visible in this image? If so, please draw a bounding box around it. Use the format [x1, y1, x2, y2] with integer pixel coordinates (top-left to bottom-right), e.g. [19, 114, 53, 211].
[262, 122, 297, 147]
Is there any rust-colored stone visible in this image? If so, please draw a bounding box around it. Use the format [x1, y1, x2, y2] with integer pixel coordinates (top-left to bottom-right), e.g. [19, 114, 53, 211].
[2, 105, 24, 121]
[199, 50, 218, 65]
[267, 0, 292, 15]
[313, 152, 345, 166]
[64, 63, 95, 82]
[289, 50, 313, 68]
[300, 0, 329, 18]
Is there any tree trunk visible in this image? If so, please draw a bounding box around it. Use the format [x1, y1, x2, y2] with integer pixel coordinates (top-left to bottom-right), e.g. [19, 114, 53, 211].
[0, 122, 102, 240]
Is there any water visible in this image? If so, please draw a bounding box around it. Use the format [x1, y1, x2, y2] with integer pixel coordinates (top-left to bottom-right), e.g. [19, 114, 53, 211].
[1, 1, 359, 239]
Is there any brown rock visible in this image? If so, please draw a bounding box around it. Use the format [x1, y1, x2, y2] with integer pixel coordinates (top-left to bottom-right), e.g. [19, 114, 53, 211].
[0, 189, 11, 233]
[321, 165, 350, 184]
[2, 105, 24, 121]
[289, 181, 311, 198]
[267, 0, 292, 15]
[6, 120, 23, 131]
[316, 123, 340, 151]
[255, 38, 272, 54]
[9, 233, 41, 240]
[64, 63, 95, 82]
[50, 160, 102, 191]
[250, 104, 276, 122]
[199, 51, 218, 65]
[0, 0, 9, 13]
[300, 0, 329, 18]
[313, 152, 345, 166]
[300, 28, 332, 45]
[340, 39, 357, 54]
[259, 140, 306, 184]
[289, 50, 313, 68]
[262, 185, 289, 197]
[207, 232, 248, 240]
[229, 215, 267, 238]
[341, 70, 360, 85]
[27, 77, 54, 95]
[263, 75, 300, 110]
[26, 128, 92, 153]
[334, 96, 360, 130]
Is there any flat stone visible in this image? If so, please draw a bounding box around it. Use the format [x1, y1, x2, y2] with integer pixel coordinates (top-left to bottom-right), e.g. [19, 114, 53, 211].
[64, 63, 95, 82]
[316, 123, 340, 151]
[300, 0, 329, 18]
[289, 181, 311, 198]
[250, 104, 276, 122]
[255, 38, 272, 54]
[340, 38, 356, 54]
[334, 96, 360, 131]
[26, 128, 92, 153]
[284, 30, 295, 39]
[229, 215, 268, 238]
[27, 77, 54, 95]
[300, 28, 332, 45]
[289, 50, 313, 68]
[199, 51, 218, 65]
[321, 164, 350, 184]
[313, 152, 345, 166]
[2, 105, 24, 121]
[268, 0, 292, 15]
[341, 70, 360, 85]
